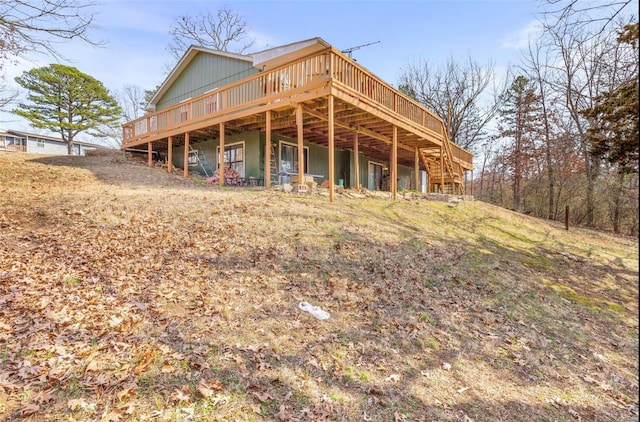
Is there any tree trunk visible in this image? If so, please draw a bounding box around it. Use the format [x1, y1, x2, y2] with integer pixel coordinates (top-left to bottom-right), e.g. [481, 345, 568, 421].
[612, 170, 625, 234]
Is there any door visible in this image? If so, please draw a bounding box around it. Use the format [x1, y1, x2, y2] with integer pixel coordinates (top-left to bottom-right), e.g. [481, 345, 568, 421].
[368, 162, 383, 190]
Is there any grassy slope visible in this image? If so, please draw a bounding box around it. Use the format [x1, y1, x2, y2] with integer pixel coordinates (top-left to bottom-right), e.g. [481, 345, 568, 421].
[0, 152, 637, 421]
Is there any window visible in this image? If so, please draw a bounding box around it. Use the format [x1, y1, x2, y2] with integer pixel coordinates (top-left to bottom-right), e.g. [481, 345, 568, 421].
[188, 151, 198, 165]
[36, 138, 45, 147]
[216, 142, 245, 177]
[280, 141, 308, 174]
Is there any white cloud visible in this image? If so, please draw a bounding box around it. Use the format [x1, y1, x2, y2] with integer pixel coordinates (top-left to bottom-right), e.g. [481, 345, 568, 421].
[499, 20, 543, 50]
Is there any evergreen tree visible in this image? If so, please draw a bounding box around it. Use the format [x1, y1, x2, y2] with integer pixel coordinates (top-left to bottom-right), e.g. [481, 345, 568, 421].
[13, 64, 121, 154]
[584, 23, 639, 175]
[497, 76, 542, 211]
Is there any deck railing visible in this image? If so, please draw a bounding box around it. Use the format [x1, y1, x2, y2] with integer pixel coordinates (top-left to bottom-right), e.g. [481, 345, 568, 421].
[122, 48, 473, 170]
[0, 142, 27, 152]
[122, 51, 332, 146]
[330, 51, 444, 135]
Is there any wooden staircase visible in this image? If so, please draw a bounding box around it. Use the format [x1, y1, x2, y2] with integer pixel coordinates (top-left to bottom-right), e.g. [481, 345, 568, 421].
[419, 131, 465, 195]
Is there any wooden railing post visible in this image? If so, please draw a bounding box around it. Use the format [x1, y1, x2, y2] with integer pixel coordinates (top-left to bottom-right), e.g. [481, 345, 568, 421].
[353, 131, 359, 189]
[391, 126, 397, 200]
[183, 132, 189, 178]
[265, 110, 272, 188]
[328, 95, 335, 202]
[414, 147, 419, 192]
[219, 123, 225, 187]
[167, 136, 173, 173]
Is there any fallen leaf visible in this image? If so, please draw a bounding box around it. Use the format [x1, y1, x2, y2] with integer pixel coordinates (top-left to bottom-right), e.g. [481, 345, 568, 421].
[385, 373, 400, 383]
[133, 349, 155, 375]
[100, 410, 122, 421]
[252, 391, 274, 402]
[34, 387, 56, 404]
[197, 379, 222, 398]
[169, 387, 191, 403]
[116, 387, 137, 401]
[161, 363, 175, 373]
[395, 411, 407, 421]
[18, 403, 39, 416]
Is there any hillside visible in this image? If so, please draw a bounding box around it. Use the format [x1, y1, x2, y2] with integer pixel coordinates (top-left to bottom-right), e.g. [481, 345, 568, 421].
[0, 152, 637, 421]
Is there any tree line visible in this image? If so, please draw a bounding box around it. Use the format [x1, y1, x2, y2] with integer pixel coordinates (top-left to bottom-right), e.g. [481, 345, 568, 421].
[399, 1, 638, 236]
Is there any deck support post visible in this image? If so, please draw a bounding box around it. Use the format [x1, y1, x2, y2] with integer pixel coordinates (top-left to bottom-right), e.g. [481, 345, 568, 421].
[296, 104, 304, 186]
[265, 110, 272, 188]
[391, 125, 397, 200]
[353, 131, 359, 189]
[414, 147, 419, 192]
[219, 123, 225, 187]
[147, 141, 153, 167]
[328, 95, 335, 203]
[167, 136, 173, 173]
[440, 146, 444, 193]
[183, 132, 189, 178]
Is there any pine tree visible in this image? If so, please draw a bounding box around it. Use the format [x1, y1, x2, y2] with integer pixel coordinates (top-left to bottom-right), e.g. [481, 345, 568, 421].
[497, 76, 543, 211]
[13, 64, 121, 154]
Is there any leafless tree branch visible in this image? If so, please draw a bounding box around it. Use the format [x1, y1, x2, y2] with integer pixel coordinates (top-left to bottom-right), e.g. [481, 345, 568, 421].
[541, 0, 635, 40]
[0, 0, 101, 61]
[398, 56, 508, 151]
[167, 6, 255, 62]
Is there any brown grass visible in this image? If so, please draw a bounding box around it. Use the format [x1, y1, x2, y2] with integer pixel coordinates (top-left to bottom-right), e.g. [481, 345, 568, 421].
[0, 152, 637, 421]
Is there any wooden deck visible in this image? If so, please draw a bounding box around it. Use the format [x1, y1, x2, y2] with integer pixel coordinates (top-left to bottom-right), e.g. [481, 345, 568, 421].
[122, 46, 473, 198]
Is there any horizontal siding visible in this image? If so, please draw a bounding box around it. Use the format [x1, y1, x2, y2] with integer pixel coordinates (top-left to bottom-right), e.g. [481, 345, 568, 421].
[157, 53, 257, 111]
[27, 138, 67, 155]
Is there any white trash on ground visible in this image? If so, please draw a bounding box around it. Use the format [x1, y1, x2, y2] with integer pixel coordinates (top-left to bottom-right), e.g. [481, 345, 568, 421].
[298, 301, 330, 320]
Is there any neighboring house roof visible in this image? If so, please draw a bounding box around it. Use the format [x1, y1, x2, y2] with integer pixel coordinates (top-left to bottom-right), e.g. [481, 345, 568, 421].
[0, 131, 20, 138]
[145, 38, 331, 112]
[7, 130, 105, 148]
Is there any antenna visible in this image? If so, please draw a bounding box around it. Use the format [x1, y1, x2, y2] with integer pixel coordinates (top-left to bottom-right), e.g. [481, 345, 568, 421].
[341, 41, 381, 60]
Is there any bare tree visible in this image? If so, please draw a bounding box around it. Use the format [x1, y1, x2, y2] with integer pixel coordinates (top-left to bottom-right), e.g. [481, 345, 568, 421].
[116, 84, 147, 123]
[0, 78, 17, 110]
[167, 6, 255, 61]
[1, 0, 99, 109]
[0, 0, 99, 60]
[521, 39, 560, 220]
[542, 0, 635, 37]
[398, 55, 506, 152]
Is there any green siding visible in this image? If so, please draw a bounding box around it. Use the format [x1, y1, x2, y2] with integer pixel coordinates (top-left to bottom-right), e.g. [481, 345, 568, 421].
[172, 131, 262, 177]
[170, 130, 417, 190]
[254, 134, 351, 185]
[349, 152, 416, 191]
[156, 53, 257, 111]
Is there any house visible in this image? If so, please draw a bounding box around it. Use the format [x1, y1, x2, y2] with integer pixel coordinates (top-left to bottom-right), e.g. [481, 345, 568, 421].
[0, 130, 105, 156]
[121, 37, 473, 201]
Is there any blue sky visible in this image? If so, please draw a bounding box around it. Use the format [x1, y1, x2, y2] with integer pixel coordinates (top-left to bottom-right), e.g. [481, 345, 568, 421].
[2, 0, 547, 137]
